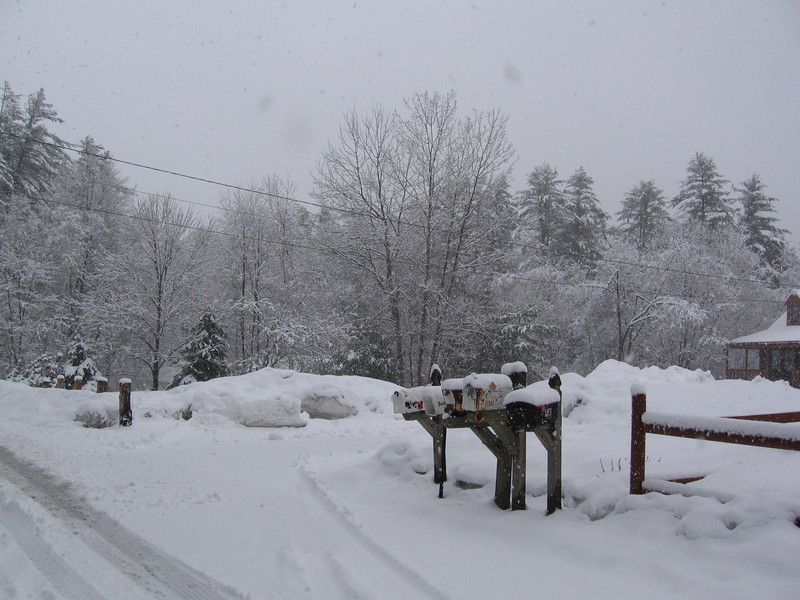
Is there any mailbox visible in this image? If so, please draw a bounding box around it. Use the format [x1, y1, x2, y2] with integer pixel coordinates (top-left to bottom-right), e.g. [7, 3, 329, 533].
[391, 389, 424, 415]
[392, 386, 446, 416]
[462, 373, 513, 412]
[445, 373, 513, 414]
[442, 378, 465, 414]
[503, 385, 560, 430]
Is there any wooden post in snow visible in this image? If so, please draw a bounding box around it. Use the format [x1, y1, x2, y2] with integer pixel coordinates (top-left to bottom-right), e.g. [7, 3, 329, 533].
[506, 361, 529, 511]
[119, 378, 133, 427]
[56, 375, 65, 389]
[430, 364, 447, 497]
[545, 368, 563, 514]
[630, 389, 647, 495]
[96, 376, 108, 393]
[73, 375, 83, 391]
[511, 428, 527, 510]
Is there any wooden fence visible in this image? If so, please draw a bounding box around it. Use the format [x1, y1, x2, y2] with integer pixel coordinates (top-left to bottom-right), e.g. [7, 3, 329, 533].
[630, 391, 800, 495]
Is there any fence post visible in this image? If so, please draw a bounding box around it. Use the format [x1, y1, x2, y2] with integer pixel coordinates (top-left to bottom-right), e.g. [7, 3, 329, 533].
[119, 378, 133, 427]
[56, 375, 65, 389]
[73, 375, 83, 391]
[630, 388, 647, 495]
[96, 376, 108, 393]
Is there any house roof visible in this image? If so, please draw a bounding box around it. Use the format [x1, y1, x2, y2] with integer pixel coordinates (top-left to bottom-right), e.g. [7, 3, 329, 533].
[730, 311, 800, 346]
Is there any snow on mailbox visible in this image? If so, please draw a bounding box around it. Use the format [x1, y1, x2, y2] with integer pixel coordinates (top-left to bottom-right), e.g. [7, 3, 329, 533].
[442, 378, 465, 414]
[392, 386, 446, 416]
[461, 373, 513, 412]
[503, 383, 561, 430]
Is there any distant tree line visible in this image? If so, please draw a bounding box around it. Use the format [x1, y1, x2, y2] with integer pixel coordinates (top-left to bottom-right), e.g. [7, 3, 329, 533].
[1, 84, 797, 388]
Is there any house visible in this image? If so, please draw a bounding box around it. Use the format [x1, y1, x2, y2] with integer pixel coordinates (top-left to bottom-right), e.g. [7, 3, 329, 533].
[726, 290, 800, 388]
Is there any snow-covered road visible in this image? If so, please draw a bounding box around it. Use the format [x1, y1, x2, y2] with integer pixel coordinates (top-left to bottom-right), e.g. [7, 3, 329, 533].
[2, 363, 799, 599]
[0, 444, 243, 600]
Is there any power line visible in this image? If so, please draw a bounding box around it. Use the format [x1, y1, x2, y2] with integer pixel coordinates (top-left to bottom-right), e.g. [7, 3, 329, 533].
[2, 130, 796, 291]
[0, 131, 370, 218]
[9, 190, 788, 306]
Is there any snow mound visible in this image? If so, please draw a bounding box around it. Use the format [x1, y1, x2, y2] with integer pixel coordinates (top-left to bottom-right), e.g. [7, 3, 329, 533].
[159, 368, 401, 426]
[588, 359, 714, 386]
[0, 368, 402, 428]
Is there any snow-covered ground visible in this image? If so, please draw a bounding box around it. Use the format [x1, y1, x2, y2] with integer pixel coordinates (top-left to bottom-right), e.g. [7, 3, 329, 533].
[1, 361, 799, 599]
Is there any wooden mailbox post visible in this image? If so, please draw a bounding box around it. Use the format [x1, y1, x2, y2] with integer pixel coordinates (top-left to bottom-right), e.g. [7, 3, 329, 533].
[393, 363, 562, 514]
[119, 378, 133, 427]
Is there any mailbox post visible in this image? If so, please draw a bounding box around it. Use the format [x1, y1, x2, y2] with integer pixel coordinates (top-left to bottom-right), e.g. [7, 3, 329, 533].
[393, 363, 563, 514]
[119, 378, 132, 426]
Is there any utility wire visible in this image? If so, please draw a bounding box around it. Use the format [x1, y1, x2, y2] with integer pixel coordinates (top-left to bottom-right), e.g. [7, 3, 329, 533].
[3, 130, 797, 291]
[10, 190, 788, 306]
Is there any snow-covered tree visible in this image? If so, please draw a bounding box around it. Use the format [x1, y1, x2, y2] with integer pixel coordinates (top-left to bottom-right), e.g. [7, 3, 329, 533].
[616, 179, 671, 251]
[314, 92, 515, 384]
[96, 193, 209, 390]
[0, 201, 64, 375]
[672, 152, 734, 229]
[0, 85, 67, 204]
[399, 93, 515, 382]
[217, 176, 330, 372]
[62, 338, 102, 388]
[171, 312, 229, 387]
[554, 166, 609, 269]
[7, 351, 62, 387]
[735, 174, 788, 272]
[54, 136, 133, 338]
[313, 103, 408, 381]
[0, 82, 24, 196]
[517, 163, 565, 249]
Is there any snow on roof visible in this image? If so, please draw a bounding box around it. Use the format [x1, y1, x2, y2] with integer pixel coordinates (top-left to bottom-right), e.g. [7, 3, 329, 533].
[729, 311, 800, 345]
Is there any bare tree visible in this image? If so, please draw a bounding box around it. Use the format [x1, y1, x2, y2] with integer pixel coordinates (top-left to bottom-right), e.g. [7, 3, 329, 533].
[97, 193, 208, 389]
[313, 93, 514, 384]
[313, 105, 410, 381]
[217, 177, 336, 372]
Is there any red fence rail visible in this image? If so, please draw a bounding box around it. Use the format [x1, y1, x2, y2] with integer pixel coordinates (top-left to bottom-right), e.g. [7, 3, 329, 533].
[630, 392, 800, 495]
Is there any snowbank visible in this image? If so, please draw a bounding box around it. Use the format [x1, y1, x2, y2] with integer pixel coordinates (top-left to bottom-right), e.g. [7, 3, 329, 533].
[2, 360, 800, 599]
[0, 368, 401, 429]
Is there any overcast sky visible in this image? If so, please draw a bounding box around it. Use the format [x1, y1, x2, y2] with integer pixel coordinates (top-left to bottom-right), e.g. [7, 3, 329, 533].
[2, 0, 799, 245]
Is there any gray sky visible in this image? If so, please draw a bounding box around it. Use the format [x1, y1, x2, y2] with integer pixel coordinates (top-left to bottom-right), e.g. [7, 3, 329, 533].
[2, 0, 799, 245]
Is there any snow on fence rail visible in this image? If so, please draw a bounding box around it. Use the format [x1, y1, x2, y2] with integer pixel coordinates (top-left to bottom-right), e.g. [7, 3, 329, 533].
[629, 389, 800, 496]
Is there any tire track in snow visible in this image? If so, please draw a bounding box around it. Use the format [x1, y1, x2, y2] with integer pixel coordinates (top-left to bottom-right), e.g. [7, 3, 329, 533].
[296, 454, 449, 600]
[0, 445, 244, 600]
[0, 498, 106, 600]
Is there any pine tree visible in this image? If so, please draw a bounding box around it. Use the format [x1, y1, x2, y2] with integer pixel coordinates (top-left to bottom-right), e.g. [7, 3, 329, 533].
[735, 174, 788, 271]
[62, 338, 101, 388]
[1, 86, 67, 204]
[617, 180, 671, 250]
[672, 152, 734, 228]
[0, 81, 24, 197]
[7, 352, 62, 387]
[55, 136, 133, 334]
[518, 163, 565, 249]
[554, 166, 609, 268]
[173, 313, 230, 386]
